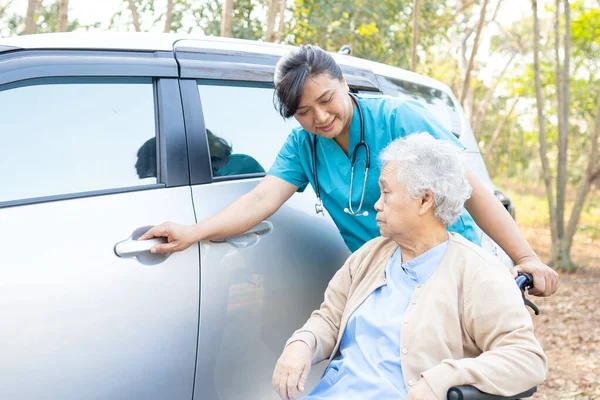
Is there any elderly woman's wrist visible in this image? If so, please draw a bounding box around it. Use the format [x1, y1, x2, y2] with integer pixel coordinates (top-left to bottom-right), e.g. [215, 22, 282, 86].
[285, 332, 316, 351]
[514, 253, 541, 265]
[421, 363, 461, 400]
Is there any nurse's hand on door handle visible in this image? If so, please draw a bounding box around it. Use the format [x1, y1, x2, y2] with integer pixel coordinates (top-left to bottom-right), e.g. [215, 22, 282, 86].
[114, 237, 166, 257]
[139, 222, 198, 254]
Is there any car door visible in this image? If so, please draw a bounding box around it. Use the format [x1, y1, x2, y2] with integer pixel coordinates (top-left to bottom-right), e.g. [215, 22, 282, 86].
[0, 50, 199, 399]
[175, 46, 351, 400]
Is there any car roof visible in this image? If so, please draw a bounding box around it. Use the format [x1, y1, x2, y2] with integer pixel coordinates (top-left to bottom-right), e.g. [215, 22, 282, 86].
[0, 32, 452, 93]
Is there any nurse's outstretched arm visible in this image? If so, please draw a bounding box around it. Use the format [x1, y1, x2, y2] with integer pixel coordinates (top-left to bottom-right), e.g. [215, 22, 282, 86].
[464, 169, 559, 297]
[139, 176, 298, 253]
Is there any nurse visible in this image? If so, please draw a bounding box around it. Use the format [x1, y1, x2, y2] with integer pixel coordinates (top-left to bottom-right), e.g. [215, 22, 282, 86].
[140, 44, 558, 297]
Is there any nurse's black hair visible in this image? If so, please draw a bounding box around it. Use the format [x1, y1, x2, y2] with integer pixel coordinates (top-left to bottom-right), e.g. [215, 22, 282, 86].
[274, 45, 343, 119]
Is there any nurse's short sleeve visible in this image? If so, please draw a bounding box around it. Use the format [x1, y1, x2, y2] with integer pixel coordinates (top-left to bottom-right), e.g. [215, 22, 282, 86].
[394, 100, 466, 150]
[268, 130, 310, 192]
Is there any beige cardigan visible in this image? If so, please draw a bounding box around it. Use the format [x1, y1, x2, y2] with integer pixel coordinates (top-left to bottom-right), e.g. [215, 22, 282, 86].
[287, 233, 547, 399]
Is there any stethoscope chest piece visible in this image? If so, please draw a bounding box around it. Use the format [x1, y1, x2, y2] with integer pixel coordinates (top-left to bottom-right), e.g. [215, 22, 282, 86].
[315, 198, 324, 215]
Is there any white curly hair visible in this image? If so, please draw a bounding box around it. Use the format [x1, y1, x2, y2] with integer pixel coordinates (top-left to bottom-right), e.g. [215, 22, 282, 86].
[379, 133, 472, 226]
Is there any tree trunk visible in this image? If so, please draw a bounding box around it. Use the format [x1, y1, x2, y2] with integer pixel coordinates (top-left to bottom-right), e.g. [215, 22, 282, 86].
[472, 52, 516, 135]
[459, 0, 489, 105]
[532, 0, 559, 245]
[221, 0, 234, 37]
[24, 0, 37, 35]
[564, 95, 600, 256]
[164, 0, 174, 33]
[468, 90, 477, 128]
[489, 0, 504, 23]
[57, 0, 69, 32]
[410, 0, 420, 72]
[554, 0, 566, 239]
[483, 96, 520, 162]
[265, 0, 279, 42]
[459, 31, 472, 119]
[275, 0, 286, 42]
[128, 0, 141, 32]
[550, 0, 573, 271]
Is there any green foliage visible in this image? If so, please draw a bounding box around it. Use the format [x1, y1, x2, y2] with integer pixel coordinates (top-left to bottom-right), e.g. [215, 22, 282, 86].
[231, 0, 268, 40]
[0, 2, 23, 37]
[1, 0, 90, 36]
[189, 0, 221, 35]
[35, 1, 82, 33]
[477, 0, 599, 184]
[168, 0, 193, 32]
[283, 0, 455, 69]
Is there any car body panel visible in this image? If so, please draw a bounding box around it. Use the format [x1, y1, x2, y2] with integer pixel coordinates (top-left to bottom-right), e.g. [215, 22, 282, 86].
[0, 188, 200, 400]
[190, 180, 349, 399]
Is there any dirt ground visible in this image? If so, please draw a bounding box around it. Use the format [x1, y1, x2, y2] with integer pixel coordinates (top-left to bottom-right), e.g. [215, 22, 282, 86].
[522, 226, 600, 399]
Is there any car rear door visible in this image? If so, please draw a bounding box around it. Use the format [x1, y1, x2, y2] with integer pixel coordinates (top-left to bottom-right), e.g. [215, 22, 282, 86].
[0, 49, 199, 399]
[174, 43, 351, 399]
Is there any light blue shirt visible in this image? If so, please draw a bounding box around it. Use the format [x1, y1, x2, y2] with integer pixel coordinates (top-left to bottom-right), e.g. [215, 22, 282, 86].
[304, 241, 449, 400]
[268, 95, 480, 252]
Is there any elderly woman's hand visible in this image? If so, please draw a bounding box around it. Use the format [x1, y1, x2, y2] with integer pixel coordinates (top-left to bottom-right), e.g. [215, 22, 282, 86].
[272, 341, 312, 400]
[511, 255, 559, 297]
[406, 378, 437, 400]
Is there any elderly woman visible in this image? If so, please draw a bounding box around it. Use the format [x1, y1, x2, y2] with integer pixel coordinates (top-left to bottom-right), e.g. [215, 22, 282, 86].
[272, 133, 547, 400]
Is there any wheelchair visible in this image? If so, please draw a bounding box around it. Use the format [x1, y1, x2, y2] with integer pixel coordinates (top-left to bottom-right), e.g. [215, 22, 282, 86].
[446, 273, 540, 400]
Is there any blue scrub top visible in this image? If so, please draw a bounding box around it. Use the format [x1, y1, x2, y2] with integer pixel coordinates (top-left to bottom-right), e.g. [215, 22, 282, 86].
[268, 95, 480, 252]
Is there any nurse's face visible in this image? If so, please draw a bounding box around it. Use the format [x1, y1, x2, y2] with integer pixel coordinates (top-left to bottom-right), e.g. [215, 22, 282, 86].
[293, 73, 353, 140]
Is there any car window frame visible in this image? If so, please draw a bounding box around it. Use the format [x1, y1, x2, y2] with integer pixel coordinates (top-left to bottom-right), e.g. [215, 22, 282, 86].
[198, 79, 285, 183]
[0, 50, 188, 209]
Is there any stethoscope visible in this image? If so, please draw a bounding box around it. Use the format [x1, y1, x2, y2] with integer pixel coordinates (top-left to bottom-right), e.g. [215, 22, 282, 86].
[312, 93, 371, 217]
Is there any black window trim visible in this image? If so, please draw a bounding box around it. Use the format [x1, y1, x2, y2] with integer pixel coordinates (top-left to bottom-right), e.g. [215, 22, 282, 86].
[0, 69, 189, 209]
[0, 184, 165, 209]
[0, 49, 177, 87]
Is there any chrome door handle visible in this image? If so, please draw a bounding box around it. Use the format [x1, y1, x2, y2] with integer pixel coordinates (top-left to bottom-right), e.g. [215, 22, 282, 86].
[242, 221, 272, 236]
[210, 221, 273, 244]
[114, 237, 167, 258]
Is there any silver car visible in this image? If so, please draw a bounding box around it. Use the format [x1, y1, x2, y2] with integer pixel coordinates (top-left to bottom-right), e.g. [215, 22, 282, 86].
[0, 33, 514, 400]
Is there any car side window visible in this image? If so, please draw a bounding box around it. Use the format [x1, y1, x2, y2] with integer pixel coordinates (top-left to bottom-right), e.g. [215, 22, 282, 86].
[0, 77, 157, 204]
[376, 75, 461, 138]
[197, 82, 300, 179]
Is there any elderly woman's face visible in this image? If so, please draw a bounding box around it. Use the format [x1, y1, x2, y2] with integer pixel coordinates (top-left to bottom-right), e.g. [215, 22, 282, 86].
[293, 73, 353, 140]
[374, 163, 423, 239]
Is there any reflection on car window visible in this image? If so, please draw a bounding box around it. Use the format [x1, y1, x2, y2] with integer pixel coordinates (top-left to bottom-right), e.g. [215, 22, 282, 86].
[197, 83, 300, 179]
[376, 75, 461, 138]
[207, 129, 264, 177]
[0, 77, 157, 203]
[136, 137, 157, 179]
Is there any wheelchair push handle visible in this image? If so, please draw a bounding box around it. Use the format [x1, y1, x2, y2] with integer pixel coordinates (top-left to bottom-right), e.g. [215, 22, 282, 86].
[516, 272, 540, 315]
[515, 272, 533, 292]
[447, 385, 537, 400]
